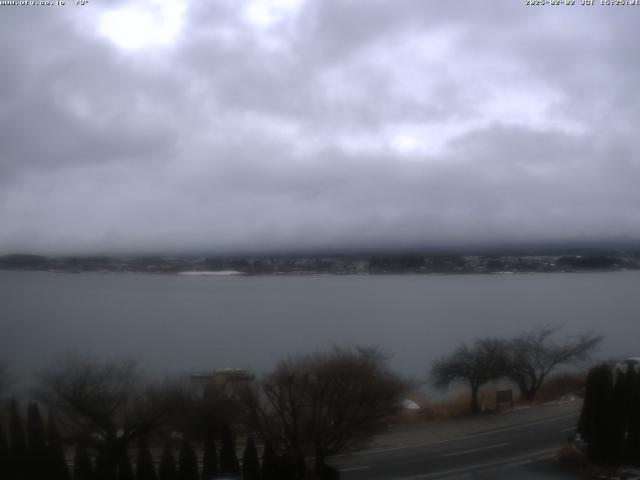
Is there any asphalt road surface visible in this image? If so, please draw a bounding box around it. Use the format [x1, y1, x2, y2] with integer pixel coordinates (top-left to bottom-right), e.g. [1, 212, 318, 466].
[329, 412, 584, 479]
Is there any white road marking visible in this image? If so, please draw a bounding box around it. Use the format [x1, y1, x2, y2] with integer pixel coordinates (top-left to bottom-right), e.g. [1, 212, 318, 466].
[562, 426, 576, 433]
[334, 412, 579, 458]
[392, 447, 557, 480]
[340, 465, 372, 472]
[442, 442, 509, 457]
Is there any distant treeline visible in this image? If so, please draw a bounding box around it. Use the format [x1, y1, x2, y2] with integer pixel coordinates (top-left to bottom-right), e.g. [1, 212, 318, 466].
[1, 250, 639, 274]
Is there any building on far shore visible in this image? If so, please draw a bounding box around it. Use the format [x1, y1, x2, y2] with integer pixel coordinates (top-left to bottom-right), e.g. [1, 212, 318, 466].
[190, 368, 255, 397]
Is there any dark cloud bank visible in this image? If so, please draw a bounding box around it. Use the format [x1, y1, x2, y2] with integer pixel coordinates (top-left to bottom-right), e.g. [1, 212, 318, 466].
[1, 0, 639, 255]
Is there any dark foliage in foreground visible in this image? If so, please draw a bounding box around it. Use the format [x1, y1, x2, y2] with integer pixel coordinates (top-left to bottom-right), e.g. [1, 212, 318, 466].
[260, 442, 279, 480]
[200, 431, 217, 480]
[219, 424, 240, 479]
[48, 410, 71, 480]
[178, 438, 198, 480]
[579, 360, 640, 465]
[241, 436, 260, 480]
[136, 438, 156, 480]
[117, 453, 135, 480]
[159, 445, 178, 480]
[73, 443, 94, 480]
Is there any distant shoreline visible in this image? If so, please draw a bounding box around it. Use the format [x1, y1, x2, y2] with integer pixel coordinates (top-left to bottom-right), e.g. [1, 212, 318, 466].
[1, 251, 638, 276]
[1, 268, 638, 277]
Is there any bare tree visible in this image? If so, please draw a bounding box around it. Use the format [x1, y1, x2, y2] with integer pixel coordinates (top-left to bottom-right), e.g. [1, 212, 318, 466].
[431, 338, 508, 414]
[146, 376, 231, 440]
[0, 360, 10, 397]
[33, 353, 167, 472]
[505, 325, 602, 402]
[237, 346, 409, 478]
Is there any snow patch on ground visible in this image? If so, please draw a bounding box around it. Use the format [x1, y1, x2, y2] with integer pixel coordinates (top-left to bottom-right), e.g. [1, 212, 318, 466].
[177, 270, 245, 276]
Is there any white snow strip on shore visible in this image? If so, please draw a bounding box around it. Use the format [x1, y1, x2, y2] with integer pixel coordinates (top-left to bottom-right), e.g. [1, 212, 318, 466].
[177, 270, 245, 276]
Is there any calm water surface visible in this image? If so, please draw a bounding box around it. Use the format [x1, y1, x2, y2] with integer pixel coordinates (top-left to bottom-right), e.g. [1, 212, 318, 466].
[1, 270, 638, 385]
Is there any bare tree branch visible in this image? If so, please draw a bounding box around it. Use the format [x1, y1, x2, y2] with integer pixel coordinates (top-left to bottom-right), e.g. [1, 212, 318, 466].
[237, 346, 409, 476]
[0, 360, 11, 397]
[32, 352, 170, 471]
[505, 325, 602, 402]
[430, 338, 509, 414]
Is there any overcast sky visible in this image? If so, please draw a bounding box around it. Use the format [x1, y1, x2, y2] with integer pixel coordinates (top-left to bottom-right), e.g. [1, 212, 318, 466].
[1, 0, 639, 255]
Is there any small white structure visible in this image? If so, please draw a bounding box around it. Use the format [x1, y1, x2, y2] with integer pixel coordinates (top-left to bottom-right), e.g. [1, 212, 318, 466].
[402, 399, 420, 411]
[613, 357, 640, 383]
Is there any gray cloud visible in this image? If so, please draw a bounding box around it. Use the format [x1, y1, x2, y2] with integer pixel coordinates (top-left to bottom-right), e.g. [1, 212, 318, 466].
[1, 0, 639, 254]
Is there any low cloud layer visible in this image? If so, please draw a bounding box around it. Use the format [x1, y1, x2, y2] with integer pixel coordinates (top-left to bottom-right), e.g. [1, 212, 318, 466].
[1, 0, 639, 254]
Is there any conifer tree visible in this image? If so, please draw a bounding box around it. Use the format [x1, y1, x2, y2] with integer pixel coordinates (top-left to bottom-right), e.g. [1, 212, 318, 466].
[95, 446, 117, 480]
[73, 443, 94, 480]
[579, 364, 615, 464]
[200, 431, 217, 480]
[578, 364, 624, 464]
[0, 423, 10, 480]
[278, 452, 295, 480]
[611, 369, 628, 464]
[178, 438, 198, 480]
[27, 402, 48, 479]
[260, 442, 279, 480]
[219, 424, 240, 479]
[117, 451, 135, 480]
[159, 445, 178, 480]
[95, 447, 109, 480]
[136, 438, 156, 480]
[241, 436, 260, 480]
[625, 367, 640, 465]
[48, 410, 71, 480]
[27, 403, 47, 456]
[9, 398, 27, 480]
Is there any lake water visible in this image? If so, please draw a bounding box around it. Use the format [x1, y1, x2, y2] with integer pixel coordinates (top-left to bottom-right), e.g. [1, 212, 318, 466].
[1, 270, 639, 387]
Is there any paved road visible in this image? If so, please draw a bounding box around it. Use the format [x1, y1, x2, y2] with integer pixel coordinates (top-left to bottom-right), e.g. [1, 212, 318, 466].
[329, 413, 583, 479]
